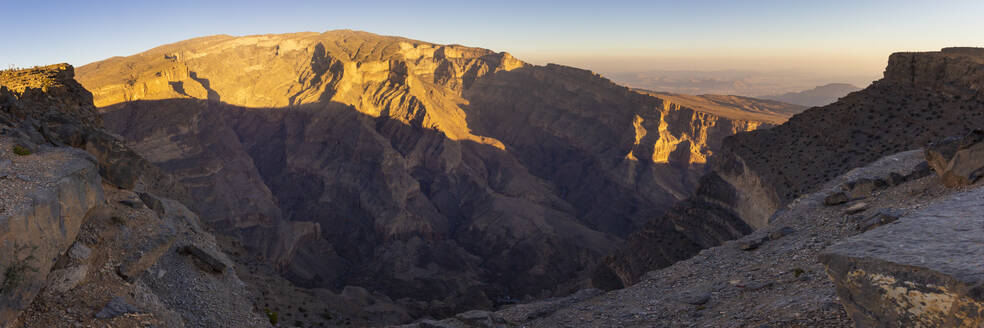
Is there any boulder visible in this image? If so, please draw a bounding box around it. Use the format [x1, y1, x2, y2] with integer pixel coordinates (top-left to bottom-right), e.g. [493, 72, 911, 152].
[841, 178, 888, 200]
[94, 296, 140, 319]
[925, 137, 962, 176]
[843, 202, 869, 214]
[117, 226, 177, 282]
[926, 130, 984, 187]
[856, 208, 903, 232]
[768, 226, 796, 240]
[820, 186, 984, 327]
[137, 191, 165, 217]
[738, 235, 769, 251]
[455, 310, 505, 327]
[176, 244, 227, 274]
[44, 264, 88, 294]
[67, 242, 92, 261]
[823, 192, 849, 206]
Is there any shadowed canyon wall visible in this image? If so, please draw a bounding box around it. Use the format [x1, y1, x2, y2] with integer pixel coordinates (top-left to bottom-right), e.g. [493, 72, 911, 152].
[78, 30, 798, 315]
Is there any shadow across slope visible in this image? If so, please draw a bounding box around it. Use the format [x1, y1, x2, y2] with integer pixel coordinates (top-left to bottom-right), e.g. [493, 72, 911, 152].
[102, 98, 637, 317]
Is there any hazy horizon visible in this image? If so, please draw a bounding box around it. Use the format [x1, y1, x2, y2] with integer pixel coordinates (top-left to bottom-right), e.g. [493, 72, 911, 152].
[3, 0, 980, 94]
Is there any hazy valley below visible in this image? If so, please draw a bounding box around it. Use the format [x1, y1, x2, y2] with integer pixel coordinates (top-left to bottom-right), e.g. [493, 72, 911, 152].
[605, 69, 871, 107]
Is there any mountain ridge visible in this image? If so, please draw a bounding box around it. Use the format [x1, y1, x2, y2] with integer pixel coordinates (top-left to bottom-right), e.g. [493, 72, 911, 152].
[77, 30, 787, 322]
[760, 82, 862, 107]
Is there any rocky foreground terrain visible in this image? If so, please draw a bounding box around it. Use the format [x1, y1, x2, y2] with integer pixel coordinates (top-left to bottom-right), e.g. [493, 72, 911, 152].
[0, 65, 268, 327]
[74, 30, 802, 321]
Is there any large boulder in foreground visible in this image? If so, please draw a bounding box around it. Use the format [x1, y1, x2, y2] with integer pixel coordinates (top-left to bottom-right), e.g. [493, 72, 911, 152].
[926, 130, 984, 187]
[819, 186, 984, 327]
[0, 144, 104, 326]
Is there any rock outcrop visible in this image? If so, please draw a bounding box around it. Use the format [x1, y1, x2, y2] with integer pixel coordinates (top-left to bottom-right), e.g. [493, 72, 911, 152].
[820, 186, 984, 327]
[0, 144, 103, 326]
[925, 129, 984, 187]
[0, 65, 267, 327]
[76, 30, 784, 319]
[599, 47, 984, 287]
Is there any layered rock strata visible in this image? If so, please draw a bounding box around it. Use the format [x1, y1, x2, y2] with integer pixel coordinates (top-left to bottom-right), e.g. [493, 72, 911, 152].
[77, 30, 789, 315]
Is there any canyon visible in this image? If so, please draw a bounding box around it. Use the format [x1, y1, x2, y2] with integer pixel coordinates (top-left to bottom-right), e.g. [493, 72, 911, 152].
[73, 30, 804, 320]
[1, 29, 981, 328]
[405, 47, 984, 328]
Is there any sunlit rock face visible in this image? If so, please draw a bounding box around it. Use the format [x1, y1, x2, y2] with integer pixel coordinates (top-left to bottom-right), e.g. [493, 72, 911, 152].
[78, 30, 784, 316]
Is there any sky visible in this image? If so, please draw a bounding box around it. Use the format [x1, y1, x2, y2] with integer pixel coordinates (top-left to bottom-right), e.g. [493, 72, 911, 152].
[1, 0, 982, 86]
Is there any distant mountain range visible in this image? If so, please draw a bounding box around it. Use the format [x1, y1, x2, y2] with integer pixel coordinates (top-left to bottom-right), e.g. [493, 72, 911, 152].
[605, 69, 872, 99]
[760, 83, 862, 107]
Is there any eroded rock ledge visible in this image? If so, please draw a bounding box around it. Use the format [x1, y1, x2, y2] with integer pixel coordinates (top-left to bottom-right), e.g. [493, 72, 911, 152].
[820, 186, 984, 327]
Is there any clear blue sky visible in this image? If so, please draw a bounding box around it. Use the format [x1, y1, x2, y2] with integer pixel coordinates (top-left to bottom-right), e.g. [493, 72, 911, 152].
[1, 0, 981, 78]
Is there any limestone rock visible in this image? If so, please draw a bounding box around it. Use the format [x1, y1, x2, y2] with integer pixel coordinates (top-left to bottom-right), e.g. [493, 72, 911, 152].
[454, 310, 504, 327]
[738, 236, 769, 251]
[926, 136, 962, 175]
[843, 202, 869, 214]
[44, 264, 88, 294]
[856, 208, 903, 232]
[177, 245, 227, 274]
[768, 226, 796, 240]
[823, 192, 848, 206]
[117, 225, 177, 282]
[94, 296, 140, 319]
[67, 242, 92, 261]
[926, 130, 984, 187]
[820, 186, 984, 327]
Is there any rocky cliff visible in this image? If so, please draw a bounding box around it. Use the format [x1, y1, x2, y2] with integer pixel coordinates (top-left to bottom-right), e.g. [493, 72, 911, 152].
[407, 47, 984, 328]
[76, 30, 789, 320]
[0, 65, 267, 327]
[599, 47, 984, 287]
